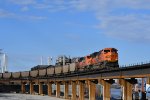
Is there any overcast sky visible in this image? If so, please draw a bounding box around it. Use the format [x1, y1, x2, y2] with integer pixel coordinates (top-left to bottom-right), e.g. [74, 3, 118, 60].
[0, 0, 150, 72]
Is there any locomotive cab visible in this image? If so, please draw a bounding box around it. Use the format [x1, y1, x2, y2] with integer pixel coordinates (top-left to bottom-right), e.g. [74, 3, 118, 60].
[102, 48, 118, 62]
[100, 48, 119, 67]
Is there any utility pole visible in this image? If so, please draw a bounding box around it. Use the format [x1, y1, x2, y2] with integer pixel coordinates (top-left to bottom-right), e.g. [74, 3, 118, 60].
[0, 49, 2, 73]
[41, 56, 43, 65]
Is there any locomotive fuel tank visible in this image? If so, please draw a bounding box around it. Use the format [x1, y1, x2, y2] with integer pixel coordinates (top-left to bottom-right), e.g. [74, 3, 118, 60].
[12, 72, 20, 78]
[21, 71, 30, 78]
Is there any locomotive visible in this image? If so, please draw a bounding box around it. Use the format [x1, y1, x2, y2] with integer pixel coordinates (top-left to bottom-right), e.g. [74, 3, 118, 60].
[75, 48, 118, 70]
[0, 48, 119, 79]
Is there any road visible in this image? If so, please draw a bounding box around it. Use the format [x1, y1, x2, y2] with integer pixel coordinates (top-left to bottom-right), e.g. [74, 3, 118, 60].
[0, 93, 64, 100]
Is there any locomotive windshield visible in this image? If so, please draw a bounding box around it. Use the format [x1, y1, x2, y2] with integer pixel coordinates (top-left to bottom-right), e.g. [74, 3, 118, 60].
[104, 50, 110, 53]
[111, 49, 117, 53]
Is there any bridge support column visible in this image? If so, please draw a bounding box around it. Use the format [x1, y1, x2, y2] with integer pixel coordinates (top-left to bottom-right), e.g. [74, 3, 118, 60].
[99, 79, 113, 100]
[30, 82, 34, 94]
[147, 77, 150, 84]
[119, 79, 133, 100]
[21, 83, 25, 94]
[56, 82, 60, 98]
[79, 81, 84, 100]
[88, 81, 96, 100]
[47, 82, 52, 96]
[141, 78, 146, 100]
[64, 82, 69, 99]
[39, 82, 43, 95]
[71, 81, 76, 100]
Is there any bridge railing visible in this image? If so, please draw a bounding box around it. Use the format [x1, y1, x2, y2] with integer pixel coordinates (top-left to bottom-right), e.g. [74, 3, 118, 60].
[119, 61, 150, 68]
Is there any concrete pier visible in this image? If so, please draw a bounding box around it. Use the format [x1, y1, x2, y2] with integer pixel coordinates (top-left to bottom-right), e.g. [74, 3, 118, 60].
[21, 83, 25, 94]
[79, 81, 84, 100]
[47, 82, 52, 96]
[39, 82, 43, 95]
[99, 79, 111, 100]
[71, 81, 76, 100]
[56, 82, 60, 98]
[64, 82, 69, 99]
[119, 79, 133, 100]
[147, 77, 150, 84]
[30, 82, 34, 94]
[88, 81, 96, 100]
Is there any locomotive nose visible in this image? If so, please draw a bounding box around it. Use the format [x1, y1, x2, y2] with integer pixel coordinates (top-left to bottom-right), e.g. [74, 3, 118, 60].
[105, 53, 114, 61]
[109, 53, 113, 60]
[110, 53, 118, 62]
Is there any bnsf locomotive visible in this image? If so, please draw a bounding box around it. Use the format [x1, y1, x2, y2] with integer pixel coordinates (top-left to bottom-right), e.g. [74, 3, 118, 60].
[77, 47, 118, 70]
[0, 48, 119, 79]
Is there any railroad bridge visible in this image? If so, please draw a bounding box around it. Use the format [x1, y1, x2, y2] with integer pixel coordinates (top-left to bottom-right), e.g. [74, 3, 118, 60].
[1, 63, 150, 100]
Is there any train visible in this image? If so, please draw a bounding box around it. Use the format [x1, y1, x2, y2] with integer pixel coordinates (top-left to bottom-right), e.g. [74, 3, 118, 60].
[0, 48, 119, 79]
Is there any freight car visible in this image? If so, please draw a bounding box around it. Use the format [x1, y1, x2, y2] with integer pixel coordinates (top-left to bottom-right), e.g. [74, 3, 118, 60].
[0, 73, 2, 78]
[21, 71, 30, 78]
[3, 72, 12, 79]
[0, 47, 119, 79]
[12, 72, 20, 78]
[47, 66, 55, 76]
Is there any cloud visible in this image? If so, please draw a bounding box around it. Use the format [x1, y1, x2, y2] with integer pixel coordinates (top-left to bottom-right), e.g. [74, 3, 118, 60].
[97, 15, 150, 42]
[23, 15, 46, 20]
[0, 9, 46, 20]
[8, 0, 36, 5]
[71, 0, 150, 42]
[21, 6, 29, 12]
[0, 9, 15, 18]
[3, 0, 150, 42]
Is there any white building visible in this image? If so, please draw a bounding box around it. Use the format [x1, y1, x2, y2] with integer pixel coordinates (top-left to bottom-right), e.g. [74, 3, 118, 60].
[0, 50, 8, 73]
